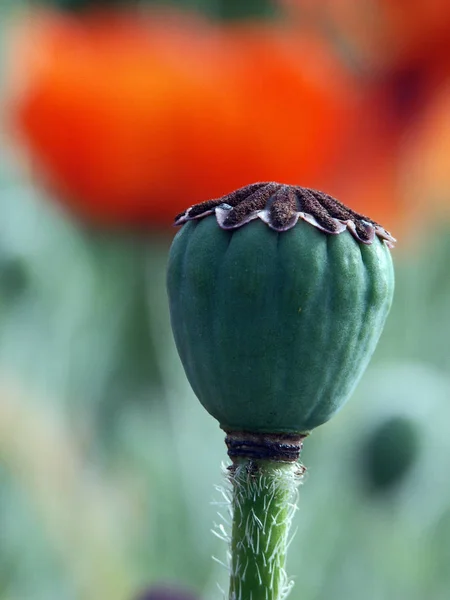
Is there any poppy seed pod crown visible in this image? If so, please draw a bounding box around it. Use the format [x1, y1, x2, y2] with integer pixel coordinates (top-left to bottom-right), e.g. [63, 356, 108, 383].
[167, 183, 395, 435]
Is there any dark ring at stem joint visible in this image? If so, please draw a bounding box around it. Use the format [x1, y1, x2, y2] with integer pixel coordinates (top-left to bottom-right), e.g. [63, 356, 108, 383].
[224, 430, 305, 462]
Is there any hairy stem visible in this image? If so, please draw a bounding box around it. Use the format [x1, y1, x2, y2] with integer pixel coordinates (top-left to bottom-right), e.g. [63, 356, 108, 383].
[228, 459, 303, 600]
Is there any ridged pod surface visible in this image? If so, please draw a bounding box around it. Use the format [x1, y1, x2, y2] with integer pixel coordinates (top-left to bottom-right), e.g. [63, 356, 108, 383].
[167, 183, 395, 434]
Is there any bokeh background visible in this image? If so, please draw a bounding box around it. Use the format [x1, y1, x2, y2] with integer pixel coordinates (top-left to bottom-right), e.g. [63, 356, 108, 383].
[1, 1, 450, 599]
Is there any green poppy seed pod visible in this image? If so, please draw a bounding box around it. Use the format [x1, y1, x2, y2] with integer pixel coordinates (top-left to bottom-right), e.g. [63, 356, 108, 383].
[167, 182, 395, 445]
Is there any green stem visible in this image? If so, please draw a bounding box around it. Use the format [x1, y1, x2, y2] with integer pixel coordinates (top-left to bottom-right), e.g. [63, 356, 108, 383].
[228, 459, 302, 600]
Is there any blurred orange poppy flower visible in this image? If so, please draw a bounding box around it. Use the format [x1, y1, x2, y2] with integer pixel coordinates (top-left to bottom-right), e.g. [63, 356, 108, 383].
[8, 8, 357, 227]
[278, 0, 450, 72]
[323, 74, 450, 240]
[376, 0, 450, 70]
[402, 85, 450, 224]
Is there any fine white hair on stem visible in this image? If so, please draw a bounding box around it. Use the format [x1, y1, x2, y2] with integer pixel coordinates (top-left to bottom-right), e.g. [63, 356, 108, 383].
[212, 460, 304, 600]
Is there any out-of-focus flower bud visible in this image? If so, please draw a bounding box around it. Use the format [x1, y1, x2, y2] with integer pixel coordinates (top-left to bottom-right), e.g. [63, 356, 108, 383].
[360, 415, 420, 495]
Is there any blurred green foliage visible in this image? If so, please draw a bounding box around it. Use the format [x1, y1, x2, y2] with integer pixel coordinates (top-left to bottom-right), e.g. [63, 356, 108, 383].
[30, 0, 278, 20]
